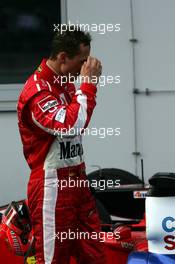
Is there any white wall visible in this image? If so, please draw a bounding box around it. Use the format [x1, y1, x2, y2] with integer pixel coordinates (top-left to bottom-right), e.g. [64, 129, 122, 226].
[67, 0, 136, 174]
[133, 0, 175, 179]
[0, 112, 30, 205]
[67, 0, 175, 179]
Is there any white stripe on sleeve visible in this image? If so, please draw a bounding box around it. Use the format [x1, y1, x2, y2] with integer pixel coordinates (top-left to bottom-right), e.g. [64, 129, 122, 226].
[73, 90, 87, 132]
[36, 83, 41, 91]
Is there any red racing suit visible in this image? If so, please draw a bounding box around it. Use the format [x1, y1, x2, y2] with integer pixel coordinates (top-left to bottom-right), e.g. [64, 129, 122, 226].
[17, 59, 106, 264]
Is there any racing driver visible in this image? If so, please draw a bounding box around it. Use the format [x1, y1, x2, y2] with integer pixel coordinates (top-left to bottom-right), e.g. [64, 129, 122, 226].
[17, 26, 106, 264]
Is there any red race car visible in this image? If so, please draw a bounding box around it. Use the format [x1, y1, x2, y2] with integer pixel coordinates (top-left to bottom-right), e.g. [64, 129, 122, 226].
[0, 198, 147, 264]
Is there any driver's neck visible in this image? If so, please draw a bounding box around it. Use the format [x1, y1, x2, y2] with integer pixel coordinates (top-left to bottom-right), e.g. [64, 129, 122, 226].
[46, 59, 62, 76]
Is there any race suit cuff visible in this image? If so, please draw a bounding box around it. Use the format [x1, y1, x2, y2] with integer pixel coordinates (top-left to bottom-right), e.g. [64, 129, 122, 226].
[80, 83, 97, 96]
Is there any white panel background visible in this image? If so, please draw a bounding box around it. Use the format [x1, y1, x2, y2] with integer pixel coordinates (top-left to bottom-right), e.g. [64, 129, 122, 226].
[0, 113, 30, 205]
[67, 0, 135, 174]
[132, 0, 175, 179]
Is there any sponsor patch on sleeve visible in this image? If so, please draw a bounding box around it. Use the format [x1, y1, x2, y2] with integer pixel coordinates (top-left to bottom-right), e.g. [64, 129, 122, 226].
[38, 95, 59, 112]
[55, 107, 66, 123]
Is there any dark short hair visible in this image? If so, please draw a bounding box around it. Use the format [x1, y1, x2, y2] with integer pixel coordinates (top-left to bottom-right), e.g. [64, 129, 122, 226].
[50, 26, 92, 59]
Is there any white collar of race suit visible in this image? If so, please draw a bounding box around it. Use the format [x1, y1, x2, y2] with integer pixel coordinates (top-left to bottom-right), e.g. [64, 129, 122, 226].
[46, 60, 60, 75]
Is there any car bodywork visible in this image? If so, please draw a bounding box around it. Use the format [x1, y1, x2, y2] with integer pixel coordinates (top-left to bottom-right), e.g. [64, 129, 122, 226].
[0, 182, 148, 264]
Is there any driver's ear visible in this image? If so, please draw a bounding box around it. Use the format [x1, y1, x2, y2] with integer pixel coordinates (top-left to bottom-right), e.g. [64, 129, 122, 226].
[57, 52, 67, 64]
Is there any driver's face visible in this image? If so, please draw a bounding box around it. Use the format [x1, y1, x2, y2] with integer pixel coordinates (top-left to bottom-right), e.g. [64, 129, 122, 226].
[61, 44, 90, 78]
